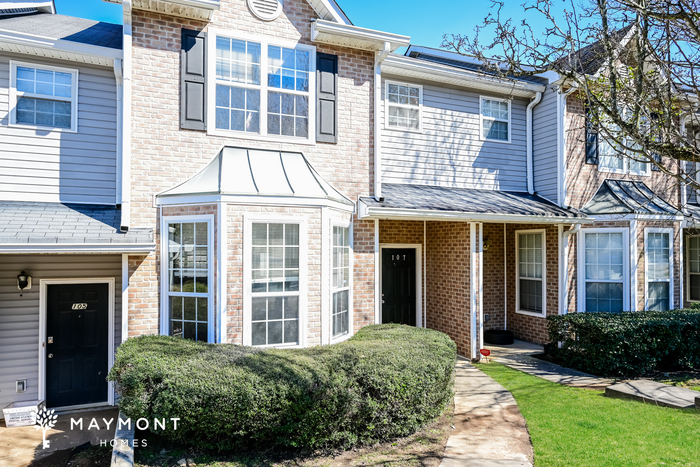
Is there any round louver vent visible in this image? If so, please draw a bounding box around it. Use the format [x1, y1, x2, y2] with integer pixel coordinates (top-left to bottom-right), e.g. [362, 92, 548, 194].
[248, 0, 283, 21]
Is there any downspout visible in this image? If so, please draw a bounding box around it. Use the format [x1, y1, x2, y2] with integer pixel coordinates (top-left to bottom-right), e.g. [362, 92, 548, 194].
[373, 41, 391, 201]
[120, 0, 133, 232]
[114, 58, 123, 208]
[526, 92, 542, 195]
[557, 85, 578, 208]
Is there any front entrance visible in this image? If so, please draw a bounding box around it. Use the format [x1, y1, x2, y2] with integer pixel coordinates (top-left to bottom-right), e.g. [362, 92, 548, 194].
[381, 248, 417, 326]
[46, 283, 109, 408]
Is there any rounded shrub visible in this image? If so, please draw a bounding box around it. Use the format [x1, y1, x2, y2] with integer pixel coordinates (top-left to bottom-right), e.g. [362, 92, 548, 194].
[547, 308, 700, 377]
[108, 324, 456, 451]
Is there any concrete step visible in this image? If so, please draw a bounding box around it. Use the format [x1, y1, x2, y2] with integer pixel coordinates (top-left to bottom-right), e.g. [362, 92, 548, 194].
[605, 379, 699, 409]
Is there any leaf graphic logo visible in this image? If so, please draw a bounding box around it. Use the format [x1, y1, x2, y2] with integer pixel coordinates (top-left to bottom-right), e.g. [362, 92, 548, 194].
[34, 408, 58, 449]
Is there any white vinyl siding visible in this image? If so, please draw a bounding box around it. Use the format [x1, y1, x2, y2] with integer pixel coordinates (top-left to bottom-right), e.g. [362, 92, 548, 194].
[645, 229, 673, 311]
[532, 85, 559, 202]
[516, 230, 545, 317]
[0, 55, 118, 205]
[380, 78, 529, 191]
[0, 255, 122, 417]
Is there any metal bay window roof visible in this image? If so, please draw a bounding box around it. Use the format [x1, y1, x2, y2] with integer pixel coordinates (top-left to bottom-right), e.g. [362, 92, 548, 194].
[582, 179, 682, 217]
[157, 147, 354, 210]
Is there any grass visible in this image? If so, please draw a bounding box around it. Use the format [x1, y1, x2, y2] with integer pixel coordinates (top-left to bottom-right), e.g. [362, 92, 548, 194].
[653, 371, 700, 392]
[475, 363, 700, 467]
[133, 405, 453, 467]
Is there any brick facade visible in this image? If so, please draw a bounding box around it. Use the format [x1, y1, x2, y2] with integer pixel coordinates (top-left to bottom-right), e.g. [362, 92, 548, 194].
[126, 0, 377, 342]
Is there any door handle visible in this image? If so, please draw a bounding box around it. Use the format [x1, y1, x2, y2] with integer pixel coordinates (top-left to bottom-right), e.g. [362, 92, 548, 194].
[48, 353, 53, 359]
[382, 300, 385, 304]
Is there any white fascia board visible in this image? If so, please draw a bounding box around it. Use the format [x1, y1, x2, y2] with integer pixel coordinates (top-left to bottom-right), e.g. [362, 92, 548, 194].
[406, 45, 560, 84]
[382, 54, 545, 97]
[0, 243, 156, 254]
[0, 29, 123, 65]
[156, 193, 356, 213]
[310, 0, 351, 24]
[1, 0, 54, 11]
[104, 0, 219, 10]
[359, 204, 592, 225]
[589, 213, 685, 222]
[311, 19, 410, 52]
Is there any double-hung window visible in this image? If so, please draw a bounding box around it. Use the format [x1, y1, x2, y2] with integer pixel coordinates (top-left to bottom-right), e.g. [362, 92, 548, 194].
[598, 112, 650, 175]
[516, 231, 545, 316]
[10, 62, 78, 131]
[331, 226, 351, 338]
[385, 81, 421, 131]
[165, 219, 212, 342]
[582, 231, 627, 312]
[481, 97, 510, 142]
[688, 237, 700, 302]
[645, 229, 673, 311]
[250, 222, 302, 346]
[211, 31, 315, 142]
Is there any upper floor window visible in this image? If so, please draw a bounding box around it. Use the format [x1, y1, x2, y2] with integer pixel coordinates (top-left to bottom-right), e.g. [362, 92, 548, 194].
[210, 32, 315, 143]
[385, 81, 422, 131]
[599, 136, 650, 175]
[481, 97, 510, 142]
[9, 62, 78, 132]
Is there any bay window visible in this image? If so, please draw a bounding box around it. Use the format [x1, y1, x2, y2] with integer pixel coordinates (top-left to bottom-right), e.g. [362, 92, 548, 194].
[210, 31, 315, 142]
[582, 231, 627, 312]
[331, 226, 351, 338]
[516, 230, 545, 316]
[645, 229, 673, 311]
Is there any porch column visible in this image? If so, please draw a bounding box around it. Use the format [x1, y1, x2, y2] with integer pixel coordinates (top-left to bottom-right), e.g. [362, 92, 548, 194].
[470, 222, 484, 360]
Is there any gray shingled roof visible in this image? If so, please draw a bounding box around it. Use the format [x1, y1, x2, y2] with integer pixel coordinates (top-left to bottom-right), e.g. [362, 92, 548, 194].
[360, 183, 584, 218]
[0, 201, 153, 244]
[581, 179, 681, 216]
[0, 12, 122, 49]
[407, 50, 549, 86]
[557, 24, 634, 75]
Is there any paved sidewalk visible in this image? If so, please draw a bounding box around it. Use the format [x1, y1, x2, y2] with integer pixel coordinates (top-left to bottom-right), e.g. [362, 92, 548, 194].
[606, 380, 700, 409]
[489, 340, 613, 389]
[440, 358, 534, 467]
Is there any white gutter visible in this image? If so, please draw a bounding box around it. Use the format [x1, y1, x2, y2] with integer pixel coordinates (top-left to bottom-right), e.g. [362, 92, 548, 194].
[0, 244, 156, 254]
[526, 92, 542, 195]
[0, 29, 122, 64]
[120, 0, 132, 232]
[374, 41, 390, 201]
[359, 204, 593, 225]
[557, 84, 578, 207]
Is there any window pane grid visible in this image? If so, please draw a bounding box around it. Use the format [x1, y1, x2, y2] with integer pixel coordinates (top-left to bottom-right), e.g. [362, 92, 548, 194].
[646, 232, 670, 311]
[481, 98, 509, 141]
[215, 85, 260, 133]
[16, 66, 72, 99]
[267, 92, 308, 137]
[584, 232, 624, 312]
[518, 233, 543, 314]
[167, 222, 209, 342]
[267, 46, 309, 92]
[387, 83, 420, 130]
[251, 223, 300, 346]
[332, 226, 350, 337]
[16, 97, 71, 128]
[215, 37, 261, 85]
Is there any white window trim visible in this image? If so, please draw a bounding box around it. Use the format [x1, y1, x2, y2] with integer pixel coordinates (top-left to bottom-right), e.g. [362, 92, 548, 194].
[206, 28, 317, 145]
[515, 229, 547, 318]
[384, 79, 423, 134]
[9, 60, 79, 133]
[330, 219, 353, 343]
[243, 215, 308, 348]
[686, 234, 700, 303]
[644, 227, 674, 310]
[577, 227, 631, 313]
[159, 214, 216, 342]
[480, 95, 511, 144]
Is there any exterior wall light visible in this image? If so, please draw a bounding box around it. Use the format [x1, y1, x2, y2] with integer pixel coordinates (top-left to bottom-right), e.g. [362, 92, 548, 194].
[17, 271, 31, 296]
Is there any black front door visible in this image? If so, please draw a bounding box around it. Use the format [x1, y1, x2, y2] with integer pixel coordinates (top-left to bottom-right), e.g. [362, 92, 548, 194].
[381, 248, 416, 326]
[46, 283, 109, 408]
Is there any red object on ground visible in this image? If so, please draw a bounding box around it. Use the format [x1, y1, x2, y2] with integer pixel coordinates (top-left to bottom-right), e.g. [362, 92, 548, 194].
[480, 349, 491, 357]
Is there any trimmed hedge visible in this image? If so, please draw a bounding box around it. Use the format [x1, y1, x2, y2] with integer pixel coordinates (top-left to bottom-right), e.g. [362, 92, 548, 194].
[108, 324, 455, 451]
[547, 309, 700, 377]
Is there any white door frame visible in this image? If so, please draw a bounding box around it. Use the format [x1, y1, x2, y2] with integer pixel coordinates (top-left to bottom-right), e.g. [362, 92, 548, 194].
[379, 243, 423, 328]
[39, 278, 116, 409]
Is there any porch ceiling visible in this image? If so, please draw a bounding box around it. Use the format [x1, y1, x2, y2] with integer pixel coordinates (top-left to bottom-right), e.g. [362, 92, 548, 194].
[359, 183, 589, 224]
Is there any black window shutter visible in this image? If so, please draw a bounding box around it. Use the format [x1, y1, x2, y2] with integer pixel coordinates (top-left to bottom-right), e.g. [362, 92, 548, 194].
[181, 28, 207, 131]
[651, 153, 661, 171]
[585, 107, 599, 165]
[316, 52, 338, 143]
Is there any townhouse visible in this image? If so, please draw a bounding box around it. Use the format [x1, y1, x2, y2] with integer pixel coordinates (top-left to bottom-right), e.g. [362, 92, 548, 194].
[0, 0, 697, 415]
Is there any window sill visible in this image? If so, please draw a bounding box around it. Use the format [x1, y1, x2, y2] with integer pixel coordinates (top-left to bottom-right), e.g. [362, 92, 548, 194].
[330, 331, 351, 344]
[8, 122, 77, 134]
[206, 127, 316, 146]
[480, 136, 511, 144]
[250, 342, 304, 349]
[515, 310, 547, 318]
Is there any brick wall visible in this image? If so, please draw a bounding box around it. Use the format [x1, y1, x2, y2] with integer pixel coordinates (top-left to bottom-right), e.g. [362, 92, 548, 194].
[483, 223, 505, 331]
[127, 0, 376, 340]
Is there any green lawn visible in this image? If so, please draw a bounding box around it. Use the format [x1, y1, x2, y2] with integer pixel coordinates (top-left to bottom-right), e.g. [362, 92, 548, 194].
[475, 363, 700, 467]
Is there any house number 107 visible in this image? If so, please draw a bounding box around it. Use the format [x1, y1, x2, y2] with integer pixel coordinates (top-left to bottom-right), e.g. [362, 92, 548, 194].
[392, 255, 406, 261]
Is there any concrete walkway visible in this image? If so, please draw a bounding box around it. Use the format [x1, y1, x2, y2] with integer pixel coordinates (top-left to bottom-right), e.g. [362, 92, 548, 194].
[440, 358, 534, 467]
[606, 380, 700, 409]
[489, 340, 613, 389]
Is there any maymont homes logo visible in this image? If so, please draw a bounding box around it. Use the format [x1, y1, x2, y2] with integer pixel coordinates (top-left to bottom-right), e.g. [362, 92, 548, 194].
[33, 408, 180, 449]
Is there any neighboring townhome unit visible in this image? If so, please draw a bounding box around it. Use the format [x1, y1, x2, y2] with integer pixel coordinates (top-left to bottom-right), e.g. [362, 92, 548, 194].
[0, 1, 154, 414]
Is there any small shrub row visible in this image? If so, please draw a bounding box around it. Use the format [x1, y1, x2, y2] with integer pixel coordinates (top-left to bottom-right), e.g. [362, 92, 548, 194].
[547, 308, 700, 377]
[108, 324, 456, 451]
